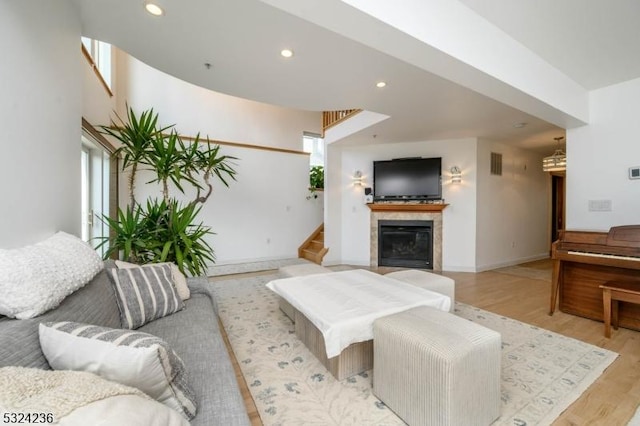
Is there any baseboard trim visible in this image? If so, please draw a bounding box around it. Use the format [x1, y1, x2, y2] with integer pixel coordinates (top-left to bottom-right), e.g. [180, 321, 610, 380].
[474, 253, 550, 273]
[332, 259, 370, 268]
[207, 256, 303, 276]
[209, 252, 550, 275]
[442, 265, 478, 273]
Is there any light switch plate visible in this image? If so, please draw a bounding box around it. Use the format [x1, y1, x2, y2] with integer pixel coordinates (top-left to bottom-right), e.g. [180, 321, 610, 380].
[588, 200, 612, 212]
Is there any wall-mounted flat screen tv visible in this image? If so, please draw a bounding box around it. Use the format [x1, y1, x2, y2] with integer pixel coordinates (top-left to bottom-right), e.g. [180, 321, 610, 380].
[373, 157, 442, 201]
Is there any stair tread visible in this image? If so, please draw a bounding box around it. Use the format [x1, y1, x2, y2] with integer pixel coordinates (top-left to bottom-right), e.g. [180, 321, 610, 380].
[299, 223, 327, 265]
[303, 248, 323, 254]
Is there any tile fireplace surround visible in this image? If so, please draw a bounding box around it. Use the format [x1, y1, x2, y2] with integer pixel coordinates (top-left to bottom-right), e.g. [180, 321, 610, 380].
[368, 203, 447, 270]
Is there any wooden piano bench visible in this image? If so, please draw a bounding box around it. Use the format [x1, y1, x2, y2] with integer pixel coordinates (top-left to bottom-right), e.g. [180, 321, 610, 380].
[600, 281, 640, 338]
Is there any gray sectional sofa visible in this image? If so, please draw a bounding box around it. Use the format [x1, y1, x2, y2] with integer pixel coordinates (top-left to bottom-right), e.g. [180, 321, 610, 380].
[0, 263, 250, 426]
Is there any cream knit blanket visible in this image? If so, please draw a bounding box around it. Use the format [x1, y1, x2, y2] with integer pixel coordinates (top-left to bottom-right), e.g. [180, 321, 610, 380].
[0, 367, 149, 420]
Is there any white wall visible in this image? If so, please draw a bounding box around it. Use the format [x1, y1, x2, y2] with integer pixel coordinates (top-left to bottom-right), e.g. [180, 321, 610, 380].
[82, 46, 117, 127]
[115, 53, 319, 152]
[476, 139, 549, 270]
[323, 143, 344, 265]
[0, 1, 82, 248]
[566, 77, 640, 230]
[325, 137, 549, 271]
[327, 138, 478, 270]
[114, 53, 323, 266]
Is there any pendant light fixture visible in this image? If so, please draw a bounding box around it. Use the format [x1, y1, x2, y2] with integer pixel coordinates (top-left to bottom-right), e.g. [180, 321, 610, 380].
[542, 137, 566, 172]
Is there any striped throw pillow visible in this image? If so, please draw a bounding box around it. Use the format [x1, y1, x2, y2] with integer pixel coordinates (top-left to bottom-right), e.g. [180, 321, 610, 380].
[108, 264, 183, 329]
[38, 321, 197, 420]
[115, 260, 190, 300]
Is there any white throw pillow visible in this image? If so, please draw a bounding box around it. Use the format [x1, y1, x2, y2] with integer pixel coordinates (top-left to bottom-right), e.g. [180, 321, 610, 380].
[115, 260, 190, 300]
[39, 321, 198, 420]
[0, 232, 103, 319]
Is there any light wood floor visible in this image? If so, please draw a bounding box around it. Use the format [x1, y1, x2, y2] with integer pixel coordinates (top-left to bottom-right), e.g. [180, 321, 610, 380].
[216, 261, 640, 426]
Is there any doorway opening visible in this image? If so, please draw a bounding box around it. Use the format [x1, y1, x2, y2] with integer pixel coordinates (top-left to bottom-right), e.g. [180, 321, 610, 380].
[551, 173, 565, 248]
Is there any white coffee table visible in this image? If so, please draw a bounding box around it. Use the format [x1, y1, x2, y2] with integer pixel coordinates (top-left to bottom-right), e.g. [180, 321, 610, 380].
[266, 269, 451, 379]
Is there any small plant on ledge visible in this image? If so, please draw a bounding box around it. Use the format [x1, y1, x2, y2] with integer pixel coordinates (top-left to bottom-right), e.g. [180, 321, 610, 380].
[307, 165, 324, 200]
[98, 107, 237, 275]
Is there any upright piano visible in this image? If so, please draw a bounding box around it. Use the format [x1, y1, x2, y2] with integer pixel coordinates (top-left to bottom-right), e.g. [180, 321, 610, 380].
[550, 225, 640, 330]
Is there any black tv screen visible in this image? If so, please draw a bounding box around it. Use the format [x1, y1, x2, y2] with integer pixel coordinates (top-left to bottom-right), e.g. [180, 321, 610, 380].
[373, 157, 442, 201]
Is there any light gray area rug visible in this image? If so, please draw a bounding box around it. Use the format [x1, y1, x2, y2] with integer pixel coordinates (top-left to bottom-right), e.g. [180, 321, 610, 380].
[212, 273, 618, 426]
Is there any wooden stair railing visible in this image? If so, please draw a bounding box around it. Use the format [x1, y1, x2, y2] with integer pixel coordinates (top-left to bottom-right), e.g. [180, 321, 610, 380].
[298, 223, 329, 265]
[322, 109, 362, 135]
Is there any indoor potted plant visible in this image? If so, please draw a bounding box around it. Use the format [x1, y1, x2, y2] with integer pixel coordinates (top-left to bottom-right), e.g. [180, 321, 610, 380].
[98, 107, 237, 275]
[307, 165, 324, 200]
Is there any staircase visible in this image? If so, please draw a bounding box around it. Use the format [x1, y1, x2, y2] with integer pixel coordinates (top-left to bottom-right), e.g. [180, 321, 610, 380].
[298, 223, 329, 265]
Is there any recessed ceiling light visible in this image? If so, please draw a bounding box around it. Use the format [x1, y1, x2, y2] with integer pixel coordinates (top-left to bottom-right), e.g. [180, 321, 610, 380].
[144, 2, 164, 16]
[376, 81, 387, 88]
[513, 122, 527, 128]
[280, 49, 294, 58]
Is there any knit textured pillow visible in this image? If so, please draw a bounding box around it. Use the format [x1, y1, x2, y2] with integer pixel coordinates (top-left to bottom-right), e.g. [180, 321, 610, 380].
[38, 321, 197, 420]
[0, 231, 104, 319]
[108, 264, 184, 329]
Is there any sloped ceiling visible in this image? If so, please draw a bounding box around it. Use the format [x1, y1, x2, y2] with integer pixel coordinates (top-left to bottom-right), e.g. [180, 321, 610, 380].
[459, 0, 640, 90]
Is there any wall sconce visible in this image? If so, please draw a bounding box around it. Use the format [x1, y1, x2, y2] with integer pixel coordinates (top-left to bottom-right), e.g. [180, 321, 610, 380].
[353, 170, 364, 186]
[450, 166, 462, 184]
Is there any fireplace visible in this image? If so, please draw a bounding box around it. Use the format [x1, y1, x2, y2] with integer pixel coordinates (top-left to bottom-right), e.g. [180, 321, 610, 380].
[378, 220, 433, 269]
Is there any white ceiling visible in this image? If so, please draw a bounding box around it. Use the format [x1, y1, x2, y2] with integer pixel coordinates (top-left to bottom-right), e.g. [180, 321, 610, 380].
[73, 0, 640, 152]
[458, 0, 640, 91]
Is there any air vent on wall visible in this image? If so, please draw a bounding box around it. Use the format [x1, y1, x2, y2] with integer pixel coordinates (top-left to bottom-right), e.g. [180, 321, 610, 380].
[491, 152, 503, 176]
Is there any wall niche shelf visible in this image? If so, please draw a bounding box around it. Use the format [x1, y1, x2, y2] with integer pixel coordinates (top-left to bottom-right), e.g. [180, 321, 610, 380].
[367, 203, 448, 213]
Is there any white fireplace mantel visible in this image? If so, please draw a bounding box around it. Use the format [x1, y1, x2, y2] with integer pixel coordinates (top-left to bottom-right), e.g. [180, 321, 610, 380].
[367, 203, 448, 213]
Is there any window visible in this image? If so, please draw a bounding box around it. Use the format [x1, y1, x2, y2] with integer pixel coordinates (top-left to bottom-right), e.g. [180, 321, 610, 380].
[303, 132, 324, 167]
[82, 37, 112, 92]
[81, 135, 112, 254]
[80, 147, 91, 242]
[81, 119, 118, 256]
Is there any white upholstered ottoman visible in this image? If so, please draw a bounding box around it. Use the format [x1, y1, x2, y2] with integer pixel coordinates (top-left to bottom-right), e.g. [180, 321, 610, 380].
[277, 263, 331, 321]
[385, 269, 455, 312]
[373, 306, 501, 426]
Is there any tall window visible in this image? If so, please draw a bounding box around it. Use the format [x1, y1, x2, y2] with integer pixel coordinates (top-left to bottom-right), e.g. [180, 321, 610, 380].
[81, 37, 112, 90]
[81, 135, 111, 254]
[80, 147, 91, 242]
[303, 132, 324, 167]
[80, 119, 118, 256]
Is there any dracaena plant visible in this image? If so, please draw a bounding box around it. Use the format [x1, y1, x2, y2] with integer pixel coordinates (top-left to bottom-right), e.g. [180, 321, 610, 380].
[98, 108, 237, 275]
[100, 106, 173, 208]
[150, 199, 215, 276]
